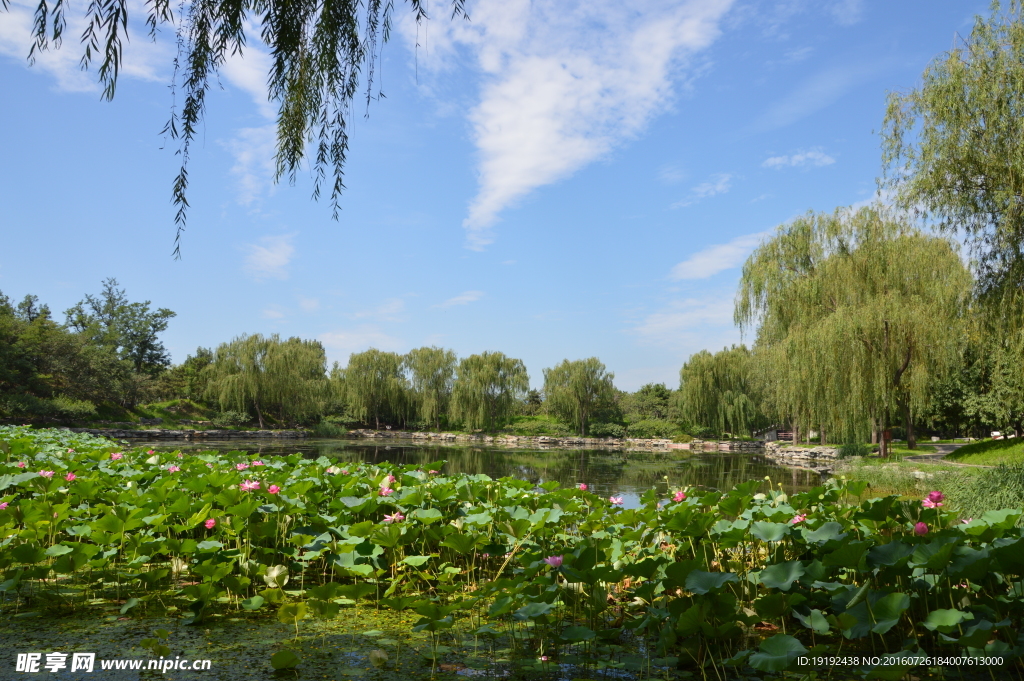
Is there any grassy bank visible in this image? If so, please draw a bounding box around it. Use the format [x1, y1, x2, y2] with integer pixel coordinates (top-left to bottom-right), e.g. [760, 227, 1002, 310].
[947, 437, 1024, 465]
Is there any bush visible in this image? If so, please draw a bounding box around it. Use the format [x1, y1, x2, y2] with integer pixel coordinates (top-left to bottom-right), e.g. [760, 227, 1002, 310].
[212, 410, 250, 428]
[838, 442, 872, 458]
[589, 422, 625, 438]
[627, 419, 681, 439]
[310, 420, 346, 437]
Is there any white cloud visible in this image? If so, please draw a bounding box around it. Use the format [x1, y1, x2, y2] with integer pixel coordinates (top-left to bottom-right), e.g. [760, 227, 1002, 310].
[262, 307, 285, 319]
[632, 295, 740, 350]
[672, 173, 733, 208]
[407, 0, 735, 249]
[222, 44, 276, 119]
[243, 234, 295, 280]
[658, 164, 688, 185]
[354, 298, 405, 321]
[670, 232, 765, 280]
[0, 0, 171, 91]
[762, 148, 835, 169]
[752, 61, 885, 131]
[436, 290, 484, 308]
[831, 0, 864, 26]
[224, 125, 278, 206]
[298, 297, 320, 312]
[320, 326, 404, 362]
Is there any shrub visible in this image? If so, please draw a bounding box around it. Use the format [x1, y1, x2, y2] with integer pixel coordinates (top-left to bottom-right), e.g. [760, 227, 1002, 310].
[589, 422, 625, 438]
[626, 419, 681, 439]
[838, 442, 872, 458]
[310, 420, 346, 437]
[212, 410, 251, 428]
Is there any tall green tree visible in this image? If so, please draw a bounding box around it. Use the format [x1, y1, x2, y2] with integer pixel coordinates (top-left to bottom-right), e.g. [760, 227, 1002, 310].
[881, 0, 1024, 317]
[205, 334, 328, 428]
[4, 0, 466, 253]
[735, 206, 972, 449]
[543, 358, 616, 436]
[678, 346, 762, 438]
[344, 349, 408, 429]
[404, 347, 457, 431]
[451, 352, 529, 431]
[65, 278, 176, 375]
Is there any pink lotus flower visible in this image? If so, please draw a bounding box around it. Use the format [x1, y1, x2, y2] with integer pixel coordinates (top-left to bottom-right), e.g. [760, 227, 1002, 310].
[922, 490, 945, 508]
[110, 452, 123, 461]
[206, 463, 213, 468]
[961, 518, 974, 524]
[177, 452, 184, 458]
[673, 490, 687, 503]
[428, 470, 439, 475]
[16, 462, 26, 469]
[922, 499, 942, 509]
[38, 470, 55, 478]
[578, 483, 588, 491]
[240, 479, 260, 492]
[543, 555, 563, 568]
[539, 656, 549, 662]
[205, 518, 216, 529]
[340, 469, 350, 475]
[790, 514, 807, 524]
[914, 522, 929, 536]
[609, 495, 624, 505]
[147, 450, 155, 455]
[235, 463, 249, 471]
[64, 473, 76, 482]
[383, 512, 405, 523]
[167, 465, 181, 472]
[379, 487, 394, 497]
[268, 484, 281, 494]
[252, 460, 264, 466]
[67, 448, 75, 453]
[386, 474, 396, 483]
[0, 502, 8, 510]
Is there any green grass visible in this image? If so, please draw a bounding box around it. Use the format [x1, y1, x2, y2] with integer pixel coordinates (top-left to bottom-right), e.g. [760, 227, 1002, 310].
[835, 458, 972, 498]
[946, 437, 1024, 465]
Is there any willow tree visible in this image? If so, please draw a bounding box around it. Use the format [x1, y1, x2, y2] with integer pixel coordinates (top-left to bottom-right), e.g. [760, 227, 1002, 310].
[344, 349, 408, 429]
[404, 347, 457, 431]
[543, 358, 616, 436]
[451, 352, 529, 432]
[678, 346, 763, 438]
[736, 206, 973, 450]
[6, 0, 468, 255]
[205, 334, 329, 428]
[881, 0, 1024, 320]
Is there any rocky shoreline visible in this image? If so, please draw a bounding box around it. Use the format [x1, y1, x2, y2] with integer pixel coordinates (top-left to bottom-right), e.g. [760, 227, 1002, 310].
[344, 429, 765, 452]
[763, 441, 839, 473]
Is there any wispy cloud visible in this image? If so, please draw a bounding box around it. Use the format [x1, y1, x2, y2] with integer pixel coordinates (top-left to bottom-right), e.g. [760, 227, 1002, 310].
[243, 234, 295, 280]
[224, 126, 278, 206]
[298, 297, 320, 312]
[221, 43, 276, 119]
[752, 61, 886, 132]
[320, 326, 404, 362]
[0, 0, 170, 91]
[672, 173, 733, 208]
[658, 164, 688, 185]
[632, 295, 740, 350]
[409, 0, 736, 249]
[354, 298, 405, 321]
[436, 290, 484, 308]
[831, 0, 865, 26]
[762, 147, 835, 169]
[670, 232, 765, 280]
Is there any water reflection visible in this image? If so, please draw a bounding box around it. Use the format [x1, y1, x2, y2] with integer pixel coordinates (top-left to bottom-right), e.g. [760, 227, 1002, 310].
[141, 438, 824, 505]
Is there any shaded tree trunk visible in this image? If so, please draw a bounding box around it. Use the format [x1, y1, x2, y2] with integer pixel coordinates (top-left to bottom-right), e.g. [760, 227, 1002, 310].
[902, 401, 916, 449]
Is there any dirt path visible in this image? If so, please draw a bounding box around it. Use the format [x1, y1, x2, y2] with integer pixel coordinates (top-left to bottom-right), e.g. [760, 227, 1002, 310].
[904, 442, 994, 468]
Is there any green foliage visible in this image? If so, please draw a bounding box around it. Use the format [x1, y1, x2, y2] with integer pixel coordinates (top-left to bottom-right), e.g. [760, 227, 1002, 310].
[500, 415, 572, 437]
[837, 442, 872, 458]
[881, 0, 1024, 316]
[212, 410, 251, 428]
[451, 352, 529, 431]
[542, 357, 616, 435]
[404, 347, 456, 431]
[736, 206, 972, 447]
[678, 345, 763, 438]
[1, 426, 1022, 677]
[205, 334, 329, 428]
[944, 463, 1024, 523]
[588, 422, 625, 438]
[626, 419, 681, 439]
[340, 349, 408, 429]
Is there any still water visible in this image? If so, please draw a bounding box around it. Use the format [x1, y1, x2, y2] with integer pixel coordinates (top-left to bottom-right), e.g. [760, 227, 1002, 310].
[141, 437, 824, 508]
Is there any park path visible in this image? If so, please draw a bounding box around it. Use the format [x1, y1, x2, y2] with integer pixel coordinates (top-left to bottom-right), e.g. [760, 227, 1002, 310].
[904, 442, 995, 468]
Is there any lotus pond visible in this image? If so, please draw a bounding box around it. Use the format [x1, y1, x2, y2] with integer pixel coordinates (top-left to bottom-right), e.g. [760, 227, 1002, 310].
[1, 425, 1022, 681]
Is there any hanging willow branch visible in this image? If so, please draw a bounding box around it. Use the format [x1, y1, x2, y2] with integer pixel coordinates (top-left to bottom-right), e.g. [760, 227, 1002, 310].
[13, 0, 467, 257]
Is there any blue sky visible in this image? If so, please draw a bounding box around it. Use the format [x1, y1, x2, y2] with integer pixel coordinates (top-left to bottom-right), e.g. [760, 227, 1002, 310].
[0, 0, 988, 390]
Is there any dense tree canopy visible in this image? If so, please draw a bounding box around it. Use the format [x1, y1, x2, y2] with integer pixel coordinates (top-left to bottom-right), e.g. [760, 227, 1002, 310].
[451, 352, 528, 431]
[882, 0, 1024, 318]
[736, 206, 972, 448]
[404, 347, 456, 431]
[205, 333, 329, 427]
[343, 349, 408, 429]
[4, 0, 466, 254]
[678, 346, 763, 438]
[543, 358, 616, 436]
